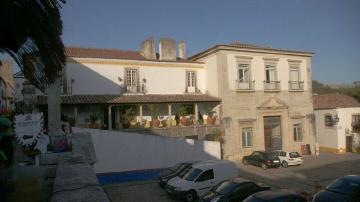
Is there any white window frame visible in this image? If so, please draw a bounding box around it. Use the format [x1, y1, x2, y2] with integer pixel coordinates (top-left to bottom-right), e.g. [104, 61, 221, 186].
[293, 123, 302, 142]
[237, 63, 250, 82]
[289, 66, 301, 82]
[126, 68, 138, 86]
[265, 64, 277, 83]
[186, 71, 196, 88]
[242, 127, 253, 148]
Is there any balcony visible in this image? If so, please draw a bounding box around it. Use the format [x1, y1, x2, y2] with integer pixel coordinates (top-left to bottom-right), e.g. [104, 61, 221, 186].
[264, 81, 280, 91]
[289, 81, 304, 91]
[125, 82, 146, 94]
[235, 80, 255, 91]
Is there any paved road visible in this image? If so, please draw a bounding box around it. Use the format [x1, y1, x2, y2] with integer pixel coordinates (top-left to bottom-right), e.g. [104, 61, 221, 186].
[236, 152, 360, 194]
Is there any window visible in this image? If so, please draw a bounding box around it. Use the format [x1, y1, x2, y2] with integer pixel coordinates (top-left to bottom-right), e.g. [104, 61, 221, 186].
[293, 123, 302, 142]
[265, 65, 276, 82]
[196, 169, 214, 182]
[289, 66, 300, 82]
[238, 64, 250, 82]
[352, 114, 360, 132]
[325, 115, 333, 127]
[126, 69, 138, 86]
[186, 71, 196, 87]
[242, 128, 252, 148]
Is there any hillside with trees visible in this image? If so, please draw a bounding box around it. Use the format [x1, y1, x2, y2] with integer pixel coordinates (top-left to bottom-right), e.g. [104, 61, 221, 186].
[312, 80, 360, 102]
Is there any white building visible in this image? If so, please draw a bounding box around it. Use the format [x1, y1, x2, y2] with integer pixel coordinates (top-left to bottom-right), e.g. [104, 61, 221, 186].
[36, 38, 220, 129]
[314, 93, 360, 153]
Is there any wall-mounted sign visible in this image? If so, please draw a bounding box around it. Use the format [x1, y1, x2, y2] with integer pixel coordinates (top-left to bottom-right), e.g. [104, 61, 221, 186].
[15, 113, 43, 146]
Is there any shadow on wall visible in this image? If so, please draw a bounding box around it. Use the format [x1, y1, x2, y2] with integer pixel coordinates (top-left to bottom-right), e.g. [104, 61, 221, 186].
[67, 59, 125, 95]
[72, 128, 221, 184]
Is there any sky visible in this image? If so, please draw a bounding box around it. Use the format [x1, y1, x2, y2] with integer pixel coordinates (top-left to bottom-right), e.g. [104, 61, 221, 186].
[59, 0, 358, 83]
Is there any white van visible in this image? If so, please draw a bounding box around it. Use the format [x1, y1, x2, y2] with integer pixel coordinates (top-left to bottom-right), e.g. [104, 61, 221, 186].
[165, 160, 238, 202]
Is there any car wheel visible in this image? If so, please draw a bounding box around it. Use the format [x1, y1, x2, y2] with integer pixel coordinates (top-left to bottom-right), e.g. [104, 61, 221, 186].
[261, 163, 268, 170]
[185, 190, 196, 202]
[282, 161, 288, 168]
[243, 159, 248, 165]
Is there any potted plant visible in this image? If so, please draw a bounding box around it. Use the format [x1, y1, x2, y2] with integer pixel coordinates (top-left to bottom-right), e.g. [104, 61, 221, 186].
[89, 111, 101, 128]
[176, 106, 188, 126]
[121, 107, 136, 129]
[147, 104, 160, 127]
[206, 108, 216, 125]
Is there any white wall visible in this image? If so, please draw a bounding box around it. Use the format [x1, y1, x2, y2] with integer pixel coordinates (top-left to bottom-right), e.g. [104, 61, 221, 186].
[65, 58, 205, 95]
[315, 109, 339, 149]
[336, 107, 360, 149]
[73, 127, 221, 174]
[315, 107, 360, 151]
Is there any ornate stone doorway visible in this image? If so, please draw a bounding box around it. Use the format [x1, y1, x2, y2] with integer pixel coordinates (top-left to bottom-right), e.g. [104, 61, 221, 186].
[264, 116, 282, 151]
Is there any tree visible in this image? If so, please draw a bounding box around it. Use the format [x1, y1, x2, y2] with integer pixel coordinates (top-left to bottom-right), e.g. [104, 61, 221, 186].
[0, 0, 66, 91]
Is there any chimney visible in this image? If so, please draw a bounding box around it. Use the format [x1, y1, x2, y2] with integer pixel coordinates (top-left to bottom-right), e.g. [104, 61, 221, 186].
[140, 37, 156, 60]
[159, 38, 176, 61]
[178, 42, 186, 59]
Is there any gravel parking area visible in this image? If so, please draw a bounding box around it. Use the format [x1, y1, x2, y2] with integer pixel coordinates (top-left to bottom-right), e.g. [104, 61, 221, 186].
[236, 152, 360, 193]
[104, 152, 360, 202]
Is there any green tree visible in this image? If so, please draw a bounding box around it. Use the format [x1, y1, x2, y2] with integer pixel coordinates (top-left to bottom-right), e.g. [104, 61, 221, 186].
[0, 0, 66, 91]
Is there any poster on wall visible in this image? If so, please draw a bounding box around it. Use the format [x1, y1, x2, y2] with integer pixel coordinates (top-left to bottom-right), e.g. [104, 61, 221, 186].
[15, 113, 44, 146]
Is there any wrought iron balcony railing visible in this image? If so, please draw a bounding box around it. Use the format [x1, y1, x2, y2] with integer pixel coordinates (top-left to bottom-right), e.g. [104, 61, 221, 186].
[235, 80, 255, 91]
[289, 81, 304, 90]
[264, 81, 281, 90]
[125, 82, 146, 94]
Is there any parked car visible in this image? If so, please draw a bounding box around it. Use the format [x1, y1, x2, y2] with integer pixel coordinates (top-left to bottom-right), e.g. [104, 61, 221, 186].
[165, 160, 238, 202]
[312, 175, 360, 202]
[244, 189, 307, 202]
[274, 151, 303, 168]
[199, 178, 271, 202]
[242, 151, 280, 170]
[158, 162, 194, 187]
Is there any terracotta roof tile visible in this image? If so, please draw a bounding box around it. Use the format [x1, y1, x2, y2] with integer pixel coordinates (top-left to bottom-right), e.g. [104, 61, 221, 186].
[65, 47, 200, 64]
[313, 93, 360, 110]
[36, 94, 221, 105]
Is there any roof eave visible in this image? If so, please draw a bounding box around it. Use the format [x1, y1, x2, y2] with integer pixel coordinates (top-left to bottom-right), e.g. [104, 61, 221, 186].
[189, 45, 315, 61]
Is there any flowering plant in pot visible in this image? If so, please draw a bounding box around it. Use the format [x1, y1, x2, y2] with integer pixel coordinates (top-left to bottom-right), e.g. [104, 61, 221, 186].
[206, 108, 216, 125]
[175, 106, 188, 126]
[147, 104, 160, 127]
[121, 107, 136, 129]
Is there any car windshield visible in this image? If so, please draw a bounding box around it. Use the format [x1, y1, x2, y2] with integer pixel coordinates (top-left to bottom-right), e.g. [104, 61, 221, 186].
[267, 152, 278, 160]
[213, 181, 238, 195]
[178, 166, 192, 177]
[289, 152, 301, 158]
[174, 164, 187, 174]
[244, 195, 265, 202]
[326, 178, 360, 195]
[183, 168, 202, 181]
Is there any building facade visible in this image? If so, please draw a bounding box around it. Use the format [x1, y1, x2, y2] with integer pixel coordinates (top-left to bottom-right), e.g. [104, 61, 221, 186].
[314, 93, 360, 153]
[189, 43, 316, 160]
[36, 38, 220, 129]
[0, 60, 14, 111]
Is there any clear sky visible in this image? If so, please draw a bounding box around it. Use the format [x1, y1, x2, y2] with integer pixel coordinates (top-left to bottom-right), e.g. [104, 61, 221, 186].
[60, 0, 359, 84]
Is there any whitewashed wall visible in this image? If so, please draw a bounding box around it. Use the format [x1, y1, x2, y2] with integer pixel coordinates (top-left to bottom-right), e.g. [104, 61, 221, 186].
[315, 107, 360, 150]
[65, 58, 205, 95]
[73, 127, 221, 174]
[315, 109, 340, 149]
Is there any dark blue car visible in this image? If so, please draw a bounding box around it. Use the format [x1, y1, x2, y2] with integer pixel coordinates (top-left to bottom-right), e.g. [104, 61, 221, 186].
[199, 178, 270, 202]
[313, 175, 360, 202]
[244, 190, 306, 202]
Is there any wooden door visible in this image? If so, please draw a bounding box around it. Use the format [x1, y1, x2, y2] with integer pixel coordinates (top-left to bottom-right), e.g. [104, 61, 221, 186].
[346, 136, 352, 152]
